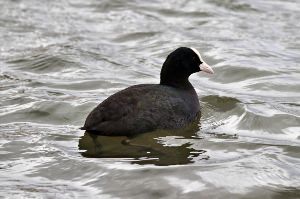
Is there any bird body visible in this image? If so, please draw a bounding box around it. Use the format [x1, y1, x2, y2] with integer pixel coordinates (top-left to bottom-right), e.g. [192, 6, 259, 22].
[81, 84, 200, 136]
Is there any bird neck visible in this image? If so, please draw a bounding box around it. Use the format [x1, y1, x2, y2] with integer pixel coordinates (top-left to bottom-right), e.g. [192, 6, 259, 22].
[160, 74, 193, 89]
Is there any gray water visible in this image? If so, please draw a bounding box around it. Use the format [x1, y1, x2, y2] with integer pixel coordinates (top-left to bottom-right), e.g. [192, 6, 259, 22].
[1, 0, 300, 198]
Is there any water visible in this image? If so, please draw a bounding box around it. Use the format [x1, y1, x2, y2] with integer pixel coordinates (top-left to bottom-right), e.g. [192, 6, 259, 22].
[1, 0, 300, 198]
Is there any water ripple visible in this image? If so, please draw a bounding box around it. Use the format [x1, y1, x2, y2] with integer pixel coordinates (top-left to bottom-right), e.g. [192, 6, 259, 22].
[1, 0, 300, 198]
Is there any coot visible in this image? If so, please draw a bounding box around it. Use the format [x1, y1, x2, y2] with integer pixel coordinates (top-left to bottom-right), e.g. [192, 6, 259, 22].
[81, 47, 214, 136]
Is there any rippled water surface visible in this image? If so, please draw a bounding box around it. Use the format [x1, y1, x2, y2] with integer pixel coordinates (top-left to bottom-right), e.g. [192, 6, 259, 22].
[1, 0, 300, 198]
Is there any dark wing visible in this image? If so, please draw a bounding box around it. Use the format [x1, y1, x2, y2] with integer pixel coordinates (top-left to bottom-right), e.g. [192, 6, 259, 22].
[81, 84, 154, 135]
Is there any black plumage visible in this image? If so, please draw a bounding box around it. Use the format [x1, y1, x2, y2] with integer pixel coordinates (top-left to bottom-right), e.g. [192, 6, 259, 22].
[81, 47, 213, 136]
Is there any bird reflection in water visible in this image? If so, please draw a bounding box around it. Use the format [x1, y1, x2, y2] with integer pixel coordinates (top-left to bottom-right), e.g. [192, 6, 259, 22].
[78, 119, 209, 166]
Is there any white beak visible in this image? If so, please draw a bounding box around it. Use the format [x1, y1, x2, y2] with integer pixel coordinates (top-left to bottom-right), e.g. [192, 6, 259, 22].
[200, 62, 214, 74]
[190, 47, 214, 74]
